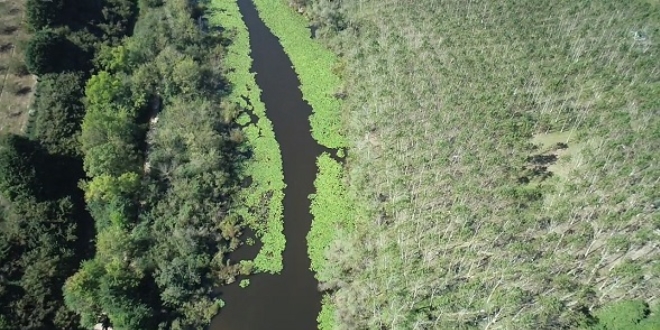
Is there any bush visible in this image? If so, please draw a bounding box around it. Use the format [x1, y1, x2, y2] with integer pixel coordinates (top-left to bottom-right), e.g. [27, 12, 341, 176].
[24, 30, 65, 75]
[30, 72, 85, 156]
[588, 300, 660, 330]
[25, 0, 64, 31]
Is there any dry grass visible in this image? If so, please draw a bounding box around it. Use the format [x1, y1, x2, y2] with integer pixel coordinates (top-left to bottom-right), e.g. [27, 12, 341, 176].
[0, 0, 35, 135]
[531, 131, 583, 179]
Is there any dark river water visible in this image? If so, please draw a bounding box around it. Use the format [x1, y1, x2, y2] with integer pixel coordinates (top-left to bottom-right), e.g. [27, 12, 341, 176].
[209, 0, 324, 329]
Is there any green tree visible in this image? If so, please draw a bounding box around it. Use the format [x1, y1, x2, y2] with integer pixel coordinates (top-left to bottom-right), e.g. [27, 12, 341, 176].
[30, 72, 85, 156]
[0, 134, 41, 199]
[63, 259, 106, 328]
[83, 139, 142, 178]
[25, 0, 64, 31]
[24, 30, 67, 76]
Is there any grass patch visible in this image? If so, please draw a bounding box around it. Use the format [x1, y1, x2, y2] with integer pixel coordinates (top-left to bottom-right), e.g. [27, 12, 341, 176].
[250, 0, 346, 148]
[0, 0, 35, 135]
[531, 131, 584, 179]
[207, 0, 286, 274]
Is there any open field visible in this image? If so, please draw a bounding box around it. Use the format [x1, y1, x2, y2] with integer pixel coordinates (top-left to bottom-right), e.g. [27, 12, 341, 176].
[304, 0, 660, 328]
[0, 0, 34, 134]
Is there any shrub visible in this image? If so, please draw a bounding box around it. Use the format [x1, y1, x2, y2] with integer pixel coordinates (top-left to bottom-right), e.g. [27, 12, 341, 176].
[25, 0, 63, 31]
[24, 30, 65, 75]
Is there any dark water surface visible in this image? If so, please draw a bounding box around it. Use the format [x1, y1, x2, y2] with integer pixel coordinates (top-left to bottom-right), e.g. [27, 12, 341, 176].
[209, 0, 324, 329]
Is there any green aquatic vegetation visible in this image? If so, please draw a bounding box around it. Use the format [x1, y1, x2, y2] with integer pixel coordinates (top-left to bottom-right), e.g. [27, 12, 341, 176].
[317, 296, 336, 330]
[207, 0, 286, 274]
[236, 112, 252, 126]
[250, 0, 346, 148]
[308, 153, 355, 329]
[239, 279, 251, 288]
[308, 153, 352, 277]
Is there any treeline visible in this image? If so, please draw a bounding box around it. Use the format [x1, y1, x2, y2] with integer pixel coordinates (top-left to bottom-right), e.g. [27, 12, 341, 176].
[2, 0, 258, 329]
[0, 0, 137, 329]
[62, 0, 255, 329]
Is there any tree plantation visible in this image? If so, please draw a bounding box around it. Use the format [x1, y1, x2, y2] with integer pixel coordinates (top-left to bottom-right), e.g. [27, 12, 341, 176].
[295, 0, 660, 329]
[0, 0, 658, 329]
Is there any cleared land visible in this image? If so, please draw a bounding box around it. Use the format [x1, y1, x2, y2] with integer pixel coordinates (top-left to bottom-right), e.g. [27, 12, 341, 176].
[307, 0, 660, 328]
[0, 0, 34, 134]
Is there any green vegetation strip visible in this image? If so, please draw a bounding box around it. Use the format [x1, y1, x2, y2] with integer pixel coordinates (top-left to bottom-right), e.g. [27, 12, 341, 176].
[250, 0, 347, 148]
[308, 153, 353, 329]
[308, 153, 351, 276]
[207, 0, 286, 273]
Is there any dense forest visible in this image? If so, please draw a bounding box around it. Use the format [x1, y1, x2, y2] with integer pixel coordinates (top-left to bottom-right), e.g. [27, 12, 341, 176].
[1, 0, 137, 328]
[1, 0, 286, 329]
[292, 0, 660, 329]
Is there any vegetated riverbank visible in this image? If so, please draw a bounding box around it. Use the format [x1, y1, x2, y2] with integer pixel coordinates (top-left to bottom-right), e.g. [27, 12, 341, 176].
[298, 0, 660, 329]
[248, 1, 353, 328]
[207, 0, 286, 275]
[208, 0, 325, 328]
[308, 153, 354, 329]
[62, 0, 290, 328]
[250, 0, 346, 149]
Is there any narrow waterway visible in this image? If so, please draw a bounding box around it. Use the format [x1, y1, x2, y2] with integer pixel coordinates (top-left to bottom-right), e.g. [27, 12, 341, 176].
[209, 0, 324, 329]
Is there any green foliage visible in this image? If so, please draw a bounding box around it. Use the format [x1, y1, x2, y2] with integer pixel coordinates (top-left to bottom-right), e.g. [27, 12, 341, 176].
[239, 279, 250, 288]
[63, 259, 105, 327]
[317, 295, 336, 330]
[304, 0, 660, 328]
[65, 0, 285, 328]
[0, 134, 40, 199]
[586, 300, 660, 330]
[251, 0, 347, 148]
[84, 172, 140, 203]
[25, 0, 64, 31]
[1, 0, 139, 328]
[0, 153, 83, 330]
[80, 71, 142, 178]
[24, 30, 66, 75]
[308, 153, 351, 278]
[96, 44, 132, 72]
[306, 153, 353, 329]
[208, 0, 287, 274]
[97, 0, 138, 41]
[29, 72, 85, 156]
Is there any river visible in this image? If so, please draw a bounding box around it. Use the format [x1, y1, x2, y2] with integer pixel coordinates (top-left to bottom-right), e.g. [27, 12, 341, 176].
[209, 0, 324, 329]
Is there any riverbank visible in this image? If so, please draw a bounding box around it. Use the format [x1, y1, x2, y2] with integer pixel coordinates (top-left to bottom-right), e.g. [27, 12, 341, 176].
[250, 0, 346, 149]
[208, 0, 325, 328]
[247, 1, 354, 328]
[207, 0, 286, 275]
